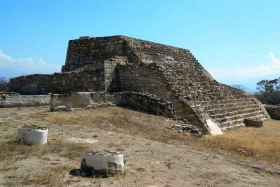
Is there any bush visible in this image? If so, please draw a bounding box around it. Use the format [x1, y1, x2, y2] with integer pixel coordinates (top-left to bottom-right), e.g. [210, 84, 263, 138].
[0, 77, 9, 92]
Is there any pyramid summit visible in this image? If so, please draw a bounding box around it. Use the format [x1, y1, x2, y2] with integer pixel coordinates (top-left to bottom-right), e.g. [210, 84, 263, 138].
[10, 35, 270, 134]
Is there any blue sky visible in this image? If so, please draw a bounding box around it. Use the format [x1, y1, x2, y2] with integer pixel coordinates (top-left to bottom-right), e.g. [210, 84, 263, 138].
[1, 0, 280, 92]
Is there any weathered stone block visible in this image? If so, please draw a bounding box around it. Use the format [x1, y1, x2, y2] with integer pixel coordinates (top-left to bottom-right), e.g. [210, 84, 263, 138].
[244, 118, 263, 128]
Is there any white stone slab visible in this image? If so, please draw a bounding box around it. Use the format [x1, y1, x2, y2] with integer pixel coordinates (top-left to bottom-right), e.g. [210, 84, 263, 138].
[206, 119, 223, 135]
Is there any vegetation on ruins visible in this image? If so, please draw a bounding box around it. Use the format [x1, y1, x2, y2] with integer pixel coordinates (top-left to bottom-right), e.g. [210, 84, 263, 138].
[254, 77, 280, 105]
[0, 77, 9, 92]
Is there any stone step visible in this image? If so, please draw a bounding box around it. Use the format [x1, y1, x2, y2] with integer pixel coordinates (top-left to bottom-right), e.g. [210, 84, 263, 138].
[251, 114, 268, 120]
[220, 115, 268, 131]
[213, 110, 265, 124]
[205, 100, 256, 110]
[207, 104, 260, 116]
[209, 107, 261, 119]
[227, 106, 261, 115]
[199, 97, 254, 104]
[220, 123, 245, 131]
[218, 113, 267, 128]
[220, 118, 244, 127]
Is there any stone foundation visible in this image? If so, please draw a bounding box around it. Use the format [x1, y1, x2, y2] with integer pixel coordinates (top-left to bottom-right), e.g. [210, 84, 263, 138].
[0, 94, 50, 108]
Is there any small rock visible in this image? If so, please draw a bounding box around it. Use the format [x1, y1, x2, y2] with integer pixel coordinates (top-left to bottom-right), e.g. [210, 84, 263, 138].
[85, 105, 93, 109]
[0, 121, 2, 124]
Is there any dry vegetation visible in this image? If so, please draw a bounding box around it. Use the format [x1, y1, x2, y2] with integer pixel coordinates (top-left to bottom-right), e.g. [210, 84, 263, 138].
[202, 121, 280, 165]
[0, 106, 280, 186]
[32, 106, 280, 165]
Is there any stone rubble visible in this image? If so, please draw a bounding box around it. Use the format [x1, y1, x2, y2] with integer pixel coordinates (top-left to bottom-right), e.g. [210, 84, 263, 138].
[169, 123, 203, 137]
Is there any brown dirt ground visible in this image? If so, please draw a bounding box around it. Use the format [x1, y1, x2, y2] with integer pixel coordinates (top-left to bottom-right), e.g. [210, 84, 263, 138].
[0, 106, 280, 187]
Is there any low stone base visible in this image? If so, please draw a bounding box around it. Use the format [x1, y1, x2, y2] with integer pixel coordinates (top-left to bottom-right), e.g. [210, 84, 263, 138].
[0, 94, 50, 108]
[244, 118, 263, 128]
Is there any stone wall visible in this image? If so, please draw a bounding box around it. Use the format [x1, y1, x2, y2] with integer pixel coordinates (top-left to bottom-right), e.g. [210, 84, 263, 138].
[62, 36, 125, 72]
[0, 95, 50, 108]
[10, 62, 105, 94]
[117, 92, 175, 118]
[116, 63, 203, 127]
[104, 56, 128, 92]
[50, 92, 92, 110]
[50, 91, 176, 119]
[265, 105, 280, 120]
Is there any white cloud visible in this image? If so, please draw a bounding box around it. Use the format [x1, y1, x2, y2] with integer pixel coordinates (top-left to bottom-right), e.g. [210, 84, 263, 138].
[0, 49, 61, 75]
[209, 52, 280, 79]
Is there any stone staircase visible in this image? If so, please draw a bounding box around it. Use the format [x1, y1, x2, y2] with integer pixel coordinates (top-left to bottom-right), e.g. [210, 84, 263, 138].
[203, 98, 267, 131]
[122, 36, 269, 133]
[145, 52, 269, 132]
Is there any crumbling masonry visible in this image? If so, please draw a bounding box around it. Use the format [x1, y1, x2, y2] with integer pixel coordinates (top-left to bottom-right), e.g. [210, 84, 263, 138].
[10, 35, 270, 134]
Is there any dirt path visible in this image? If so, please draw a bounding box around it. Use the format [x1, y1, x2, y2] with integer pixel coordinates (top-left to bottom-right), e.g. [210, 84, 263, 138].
[58, 129, 280, 187]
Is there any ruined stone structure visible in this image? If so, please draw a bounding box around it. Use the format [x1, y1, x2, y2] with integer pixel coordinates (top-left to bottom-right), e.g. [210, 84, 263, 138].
[10, 35, 270, 134]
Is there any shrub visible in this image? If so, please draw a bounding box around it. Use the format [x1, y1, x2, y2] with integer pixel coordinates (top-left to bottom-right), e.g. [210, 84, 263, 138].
[0, 77, 9, 92]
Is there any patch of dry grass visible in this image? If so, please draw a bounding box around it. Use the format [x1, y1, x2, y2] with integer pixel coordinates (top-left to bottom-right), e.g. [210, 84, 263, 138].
[4, 165, 70, 187]
[0, 140, 88, 162]
[33, 107, 193, 143]
[199, 120, 280, 165]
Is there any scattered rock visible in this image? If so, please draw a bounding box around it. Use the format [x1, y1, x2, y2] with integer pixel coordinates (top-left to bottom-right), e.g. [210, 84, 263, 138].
[54, 105, 73, 112]
[170, 123, 203, 137]
[85, 105, 93, 109]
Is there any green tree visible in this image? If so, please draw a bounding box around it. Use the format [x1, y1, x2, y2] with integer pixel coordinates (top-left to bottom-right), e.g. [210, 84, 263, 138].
[255, 77, 280, 104]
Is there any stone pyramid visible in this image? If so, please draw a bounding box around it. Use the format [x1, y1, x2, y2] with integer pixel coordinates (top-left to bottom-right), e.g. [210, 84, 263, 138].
[10, 36, 270, 134]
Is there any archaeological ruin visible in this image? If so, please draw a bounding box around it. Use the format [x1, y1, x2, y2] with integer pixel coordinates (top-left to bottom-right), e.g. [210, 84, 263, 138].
[10, 35, 270, 135]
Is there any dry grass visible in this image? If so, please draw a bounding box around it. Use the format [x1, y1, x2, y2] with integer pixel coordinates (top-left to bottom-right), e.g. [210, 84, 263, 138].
[29, 106, 280, 165]
[4, 165, 71, 187]
[200, 120, 280, 165]
[1, 106, 280, 186]
[0, 140, 88, 162]
[32, 107, 193, 143]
